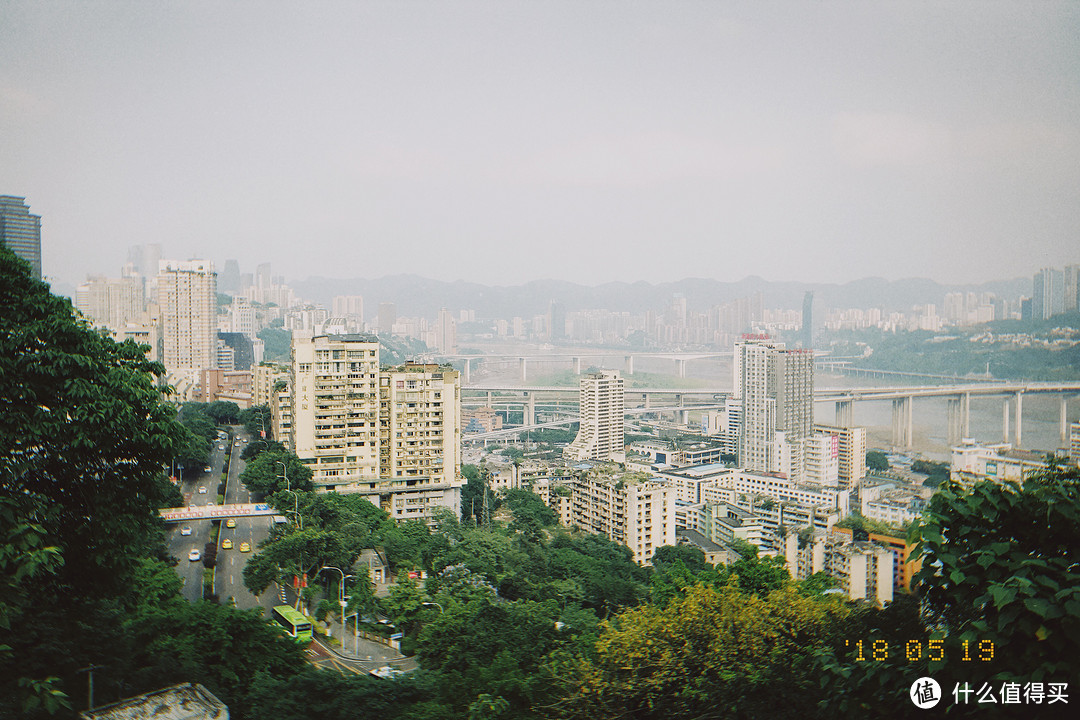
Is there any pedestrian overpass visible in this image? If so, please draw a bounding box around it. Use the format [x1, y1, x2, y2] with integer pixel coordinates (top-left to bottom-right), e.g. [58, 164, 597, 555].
[159, 502, 279, 523]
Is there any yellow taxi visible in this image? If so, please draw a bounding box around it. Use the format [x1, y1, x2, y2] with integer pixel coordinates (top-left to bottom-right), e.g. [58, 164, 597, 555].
[239, 542, 251, 553]
[226, 518, 236, 528]
[221, 538, 233, 550]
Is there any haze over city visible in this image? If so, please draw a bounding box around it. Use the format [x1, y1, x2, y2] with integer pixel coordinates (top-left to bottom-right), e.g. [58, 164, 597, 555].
[2, 1, 1079, 289]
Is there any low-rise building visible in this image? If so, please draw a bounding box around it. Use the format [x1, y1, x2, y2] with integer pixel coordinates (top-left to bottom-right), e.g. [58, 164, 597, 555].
[79, 683, 228, 720]
[703, 502, 766, 549]
[950, 440, 1049, 486]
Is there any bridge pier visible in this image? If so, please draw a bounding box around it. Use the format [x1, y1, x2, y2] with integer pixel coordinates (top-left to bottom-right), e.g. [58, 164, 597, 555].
[1014, 391, 1023, 448]
[573, 357, 582, 375]
[946, 393, 971, 445]
[519, 357, 528, 383]
[462, 358, 471, 385]
[680, 409, 690, 426]
[1002, 399, 1010, 443]
[625, 355, 634, 375]
[947, 398, 962, 445]
[835, 400, 853, 427]
[675, 358, 687, 378]
[892, 397, 913, 448]
[642, 392, 651, 410]
[962, 393, 970, 438]
[527, 393, 536, 426]
[1061, 395, 1069, 444]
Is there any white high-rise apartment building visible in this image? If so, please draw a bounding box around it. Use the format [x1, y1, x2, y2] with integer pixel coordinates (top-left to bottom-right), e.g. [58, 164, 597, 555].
[288, 334, 462, 521]
[157, 259, 217, 372]
[804, 432, 840, 487]
[567, 371, 625, 462]
[436, 308, 457, 354]
[734, 336, 814, 482]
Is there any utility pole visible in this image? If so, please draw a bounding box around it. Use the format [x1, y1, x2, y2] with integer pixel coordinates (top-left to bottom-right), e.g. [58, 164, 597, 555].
[77, 664, 103, 712]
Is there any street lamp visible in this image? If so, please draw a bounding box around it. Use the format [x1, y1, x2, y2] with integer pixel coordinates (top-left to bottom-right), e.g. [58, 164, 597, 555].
[318, 566, 356, 648]
[276, 460, 301, 527]
[421, 601, 444, 614]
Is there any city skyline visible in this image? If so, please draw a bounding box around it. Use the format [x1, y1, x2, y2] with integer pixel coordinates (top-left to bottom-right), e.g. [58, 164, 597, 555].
[2, 2, 1079, 289]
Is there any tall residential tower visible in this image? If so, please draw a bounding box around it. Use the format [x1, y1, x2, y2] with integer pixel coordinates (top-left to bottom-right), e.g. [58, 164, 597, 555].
[566, 370, 625, 462]
[734, 335, 814, 482]
[157, 259, 217, 372]
[0, 196, 42, 279]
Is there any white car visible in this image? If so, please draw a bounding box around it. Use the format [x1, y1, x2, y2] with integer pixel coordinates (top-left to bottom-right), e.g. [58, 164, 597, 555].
[188, 549, 201, 562]
[198, 486, 207, 494]
[180, 526, 192, 536]
[204, 465, 212, 472]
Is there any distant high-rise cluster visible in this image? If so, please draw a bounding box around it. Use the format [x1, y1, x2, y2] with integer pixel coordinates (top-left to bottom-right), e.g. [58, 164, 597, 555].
[1031, 266, 1080, 320]
[0, 195, 42, 279]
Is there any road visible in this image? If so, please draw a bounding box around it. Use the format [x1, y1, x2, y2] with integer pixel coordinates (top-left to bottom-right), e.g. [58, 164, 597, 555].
[214, 428, 274, 613]
[167, 430, 229, 602]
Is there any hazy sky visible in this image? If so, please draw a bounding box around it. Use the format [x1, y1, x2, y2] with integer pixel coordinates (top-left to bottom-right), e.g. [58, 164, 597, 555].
[3, 1, 1078, 289]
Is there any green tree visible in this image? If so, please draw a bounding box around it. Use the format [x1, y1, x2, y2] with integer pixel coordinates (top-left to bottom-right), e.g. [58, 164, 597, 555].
[204, 400, 241, 425]
[651, 545, 707, 574]
[546, 583, 851, 720]
[0, 245, 185, 597]
[258, 327, 292, 363]
[914, 463, 1080, 681]
[865, 450, 890, 472]
[240, 404, 273, 440]
[240, 449, 313, 496]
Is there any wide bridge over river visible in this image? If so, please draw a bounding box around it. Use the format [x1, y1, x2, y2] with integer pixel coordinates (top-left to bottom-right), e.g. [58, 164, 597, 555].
[462, 382, 1080, 449]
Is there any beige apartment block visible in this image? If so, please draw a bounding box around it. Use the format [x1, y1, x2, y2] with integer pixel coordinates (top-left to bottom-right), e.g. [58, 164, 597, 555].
[157, 259, 217, 373]
[288, 334, 462, 522]
[253, 362, 290, 409]
[568, 470, 675, 565]
[784, 532, 894, 605]
[813, 423, 867, 489]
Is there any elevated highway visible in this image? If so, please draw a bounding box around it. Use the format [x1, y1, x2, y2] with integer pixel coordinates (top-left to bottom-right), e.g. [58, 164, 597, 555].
[463, 381, 1080, 449]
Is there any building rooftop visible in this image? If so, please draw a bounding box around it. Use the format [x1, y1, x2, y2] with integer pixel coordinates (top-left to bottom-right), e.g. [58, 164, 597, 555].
[325, 333, 378, 343]
[676, 528, 725, 553]
[79, 683, 227, 720]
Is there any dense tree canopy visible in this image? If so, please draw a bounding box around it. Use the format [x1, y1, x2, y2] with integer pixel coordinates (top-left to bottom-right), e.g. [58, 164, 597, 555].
[865, 450, 890, 472]
[0, 246, 184, 598]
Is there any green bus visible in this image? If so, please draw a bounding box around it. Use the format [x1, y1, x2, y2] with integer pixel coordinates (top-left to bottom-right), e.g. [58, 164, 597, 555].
[272, 605, 313, 644]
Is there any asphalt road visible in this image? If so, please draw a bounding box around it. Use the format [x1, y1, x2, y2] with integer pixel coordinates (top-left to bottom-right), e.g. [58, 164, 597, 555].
[214, 428, 274, 614]
[168, 431, 229, 602]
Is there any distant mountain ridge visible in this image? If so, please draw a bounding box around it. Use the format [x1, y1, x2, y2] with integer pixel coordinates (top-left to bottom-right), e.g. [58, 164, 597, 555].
[291, 275, 1033, 321]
